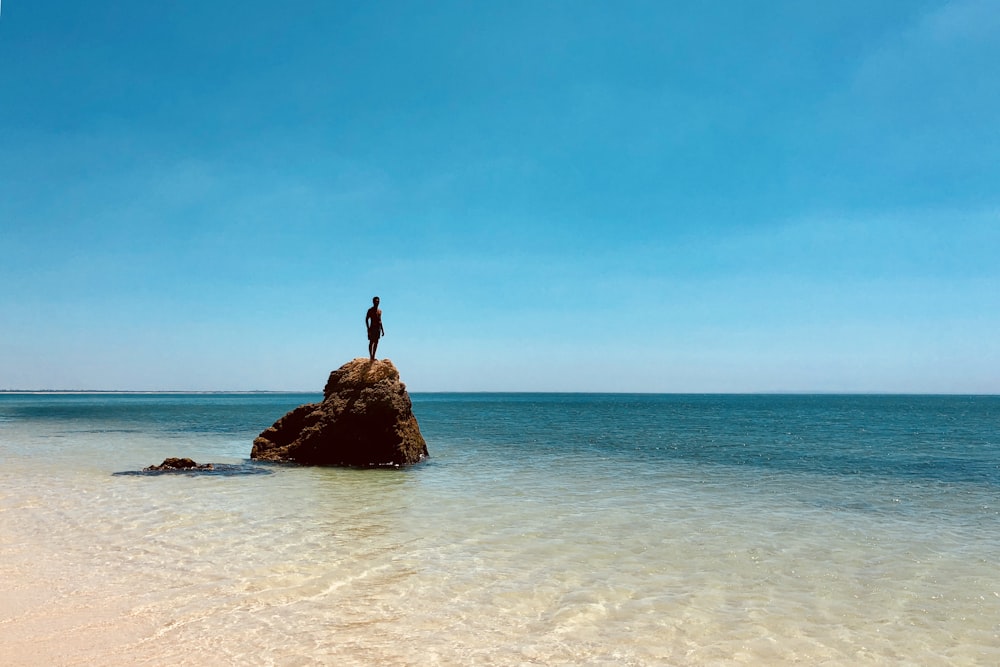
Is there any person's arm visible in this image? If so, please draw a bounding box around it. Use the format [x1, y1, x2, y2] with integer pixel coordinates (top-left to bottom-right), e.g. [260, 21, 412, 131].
[380, 312, 385, 336]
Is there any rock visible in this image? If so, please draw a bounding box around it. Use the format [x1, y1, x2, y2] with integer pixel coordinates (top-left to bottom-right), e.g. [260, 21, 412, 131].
[115, 462, 272, 477]
[251, 358, 428, 467]
[144, 457, 214, 472]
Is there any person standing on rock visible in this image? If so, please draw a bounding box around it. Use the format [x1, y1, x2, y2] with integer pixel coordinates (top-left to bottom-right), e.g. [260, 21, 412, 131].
[366, 296, 384, 361]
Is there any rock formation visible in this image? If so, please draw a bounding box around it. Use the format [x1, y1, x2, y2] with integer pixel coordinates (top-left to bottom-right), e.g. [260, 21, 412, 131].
[251, 358, 428, 467]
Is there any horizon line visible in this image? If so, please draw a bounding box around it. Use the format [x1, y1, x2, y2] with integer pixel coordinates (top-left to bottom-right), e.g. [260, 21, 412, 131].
[1, 389, 998, 397]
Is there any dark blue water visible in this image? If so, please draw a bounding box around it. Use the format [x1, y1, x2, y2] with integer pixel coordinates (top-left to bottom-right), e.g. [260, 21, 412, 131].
[2, 393, 997, 485]
[0, 393, 317, 436]
[413, 393, 1000, 486]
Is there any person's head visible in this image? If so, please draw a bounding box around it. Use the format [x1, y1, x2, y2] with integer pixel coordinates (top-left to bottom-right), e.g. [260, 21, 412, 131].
[373, 296, 380, 305]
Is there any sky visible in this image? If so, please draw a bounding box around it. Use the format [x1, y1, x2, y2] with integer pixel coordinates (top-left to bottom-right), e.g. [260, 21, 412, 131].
[1, 1, 998, 392]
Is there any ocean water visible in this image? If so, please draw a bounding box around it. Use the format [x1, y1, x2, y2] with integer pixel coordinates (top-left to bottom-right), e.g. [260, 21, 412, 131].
[1, 392, 998, 666]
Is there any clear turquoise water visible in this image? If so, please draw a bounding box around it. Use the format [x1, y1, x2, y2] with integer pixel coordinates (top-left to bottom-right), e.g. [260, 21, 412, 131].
[1, 393, 998, 665]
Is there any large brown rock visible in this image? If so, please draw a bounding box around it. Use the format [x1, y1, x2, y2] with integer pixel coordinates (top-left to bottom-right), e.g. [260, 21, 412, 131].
[251, 358, 428, 467]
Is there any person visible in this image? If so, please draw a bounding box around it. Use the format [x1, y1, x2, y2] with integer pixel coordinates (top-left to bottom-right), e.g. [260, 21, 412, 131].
[365, 296, 384, 361]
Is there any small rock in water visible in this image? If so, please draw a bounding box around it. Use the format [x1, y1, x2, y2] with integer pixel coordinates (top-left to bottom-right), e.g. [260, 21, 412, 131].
[114, 460, 272, 477]
[144, 457, 214, 472]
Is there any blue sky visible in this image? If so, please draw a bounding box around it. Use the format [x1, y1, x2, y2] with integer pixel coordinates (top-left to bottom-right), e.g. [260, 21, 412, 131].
[2, 1, 998, 392]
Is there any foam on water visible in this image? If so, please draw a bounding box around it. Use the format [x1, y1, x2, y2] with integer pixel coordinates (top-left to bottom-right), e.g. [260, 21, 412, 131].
[1, 394, 998, 665]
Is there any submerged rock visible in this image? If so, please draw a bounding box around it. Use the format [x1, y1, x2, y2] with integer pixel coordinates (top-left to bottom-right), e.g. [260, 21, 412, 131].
[144, 457, 213, 472]
[115, 460, 273, 476]
[251, 358, 428, 467]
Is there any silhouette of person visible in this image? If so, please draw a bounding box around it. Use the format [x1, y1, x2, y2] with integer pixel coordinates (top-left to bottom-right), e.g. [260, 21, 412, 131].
[366, 296, 384, 361]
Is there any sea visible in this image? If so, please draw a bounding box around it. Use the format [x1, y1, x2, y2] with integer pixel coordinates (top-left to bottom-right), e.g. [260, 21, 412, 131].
[0, 392, 997, 666]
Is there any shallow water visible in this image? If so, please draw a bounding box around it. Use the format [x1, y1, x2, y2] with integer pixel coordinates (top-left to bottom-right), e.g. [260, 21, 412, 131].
[1, 393, 998, 665]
